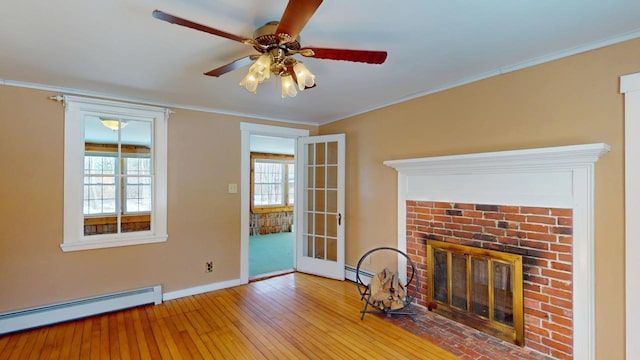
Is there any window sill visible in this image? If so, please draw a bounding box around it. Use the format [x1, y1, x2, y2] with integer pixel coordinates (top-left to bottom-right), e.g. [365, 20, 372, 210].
[60, 234, 167, 252]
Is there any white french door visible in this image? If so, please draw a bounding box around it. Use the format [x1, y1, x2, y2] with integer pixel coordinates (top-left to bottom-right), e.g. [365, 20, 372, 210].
[295, 134, 345, 280]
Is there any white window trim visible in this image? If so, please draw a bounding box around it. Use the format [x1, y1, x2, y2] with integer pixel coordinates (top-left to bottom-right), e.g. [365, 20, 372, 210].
[621, 72, 640, 359]
[61, 95, 168, 252]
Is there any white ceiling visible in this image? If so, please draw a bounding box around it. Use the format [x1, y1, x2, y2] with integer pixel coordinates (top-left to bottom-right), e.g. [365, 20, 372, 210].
[2, 0, 640, 125]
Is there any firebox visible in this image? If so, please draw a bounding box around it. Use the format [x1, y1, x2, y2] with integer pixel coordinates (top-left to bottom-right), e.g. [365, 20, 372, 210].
[427, 240, 524, 345]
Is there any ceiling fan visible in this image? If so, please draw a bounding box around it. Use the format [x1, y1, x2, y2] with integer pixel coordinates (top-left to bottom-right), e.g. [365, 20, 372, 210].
[152, 0, 387, 98]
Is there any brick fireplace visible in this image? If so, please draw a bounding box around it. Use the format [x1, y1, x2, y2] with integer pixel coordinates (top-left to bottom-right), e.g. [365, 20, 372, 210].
[384, 143, 608, 360]
[406, 201, 573, 356]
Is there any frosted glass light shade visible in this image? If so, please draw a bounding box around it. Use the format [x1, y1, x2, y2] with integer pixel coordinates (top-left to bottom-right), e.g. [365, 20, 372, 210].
[249, 54, 272, 82]
[293, 62, 315, 90]
[281, 73, 298, 98]
[240, 72, 259, 93]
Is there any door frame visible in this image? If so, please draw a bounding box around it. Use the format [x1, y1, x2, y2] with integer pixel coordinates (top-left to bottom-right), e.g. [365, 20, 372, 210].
[240, 122, 310, 284]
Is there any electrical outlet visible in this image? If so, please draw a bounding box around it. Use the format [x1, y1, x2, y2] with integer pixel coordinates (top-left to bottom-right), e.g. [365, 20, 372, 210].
[206, 261, 214, 273]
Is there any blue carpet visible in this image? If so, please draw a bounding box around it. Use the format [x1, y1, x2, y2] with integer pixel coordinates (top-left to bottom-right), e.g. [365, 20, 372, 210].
[249, 232, 294, 277]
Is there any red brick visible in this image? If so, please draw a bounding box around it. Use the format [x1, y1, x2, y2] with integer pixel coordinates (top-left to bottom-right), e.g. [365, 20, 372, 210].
[461, 210, 483, 218]
[526, 215, 556, 225]
[549, 296, 572, 310]
[406, 200, 417, 206]
[540, 303, 572, 318]
[542, 337, 572, 354]
[505, 229, 526, 238]
[527, 232, 557, 242]
[445, 222, 462, 230]
[552, 226, 572, 235]
[414, 207, 432, 214]
[551, 261, 572, 272]
[435, 202, 453, 209]
[520, 223, 550, 233]
[525, 275, 550, 286]
[499, 205, 521, 213]
[524, 307, 550, 319]
[550, 279, 572, 291]
[483, 212, 505, 220]
[550, 314, 573, 328]
[557, 217, 572, 226]
[453, 203, 474, 209]
[524, 290, 550, 302]
[526, 324, 550, 337]
[524, 298, 542, 309]
[550, 243, 572, 254]
[520, 239, 549, 250]
[543, 321, 573, 338]
[484, 227, 505, 236]
[452, 231, 475, 239]
[542, 287, 572, 301]
[526, 341, 552, 356]
[551, 208, 572, 217]
[550, 350, 573, 360]
[522, 207, 551, 215]
[541, 268, 572, 282]
[416, 201, 434, 207]
[452, 216, 473, 225]
[551, 332, 573, 347]
[417, 214, 434, 221]
[505, 214, 526, 222]
[558, 253, 572, 263]
[498, 236, 519, 245]
[461, 224, 483, 233]
[474, 219, 496, 227]
[524, 283, 541, 292]
[434, 215, 452, 222]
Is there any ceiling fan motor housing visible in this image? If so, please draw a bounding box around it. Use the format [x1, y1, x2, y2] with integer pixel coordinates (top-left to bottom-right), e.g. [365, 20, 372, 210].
[252, 21, 301, 53]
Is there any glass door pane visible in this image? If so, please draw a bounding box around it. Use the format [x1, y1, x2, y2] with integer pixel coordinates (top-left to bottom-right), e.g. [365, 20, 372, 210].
[493, 262, 514, 325]
[471, 257, 489, 318]
[451, 253, 467, 310]
[433, 249, 448, 303]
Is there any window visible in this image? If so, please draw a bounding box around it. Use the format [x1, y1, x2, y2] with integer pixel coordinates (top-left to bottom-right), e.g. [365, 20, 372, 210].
[250, 153, 294, 213]
[62, 96, 168, 251]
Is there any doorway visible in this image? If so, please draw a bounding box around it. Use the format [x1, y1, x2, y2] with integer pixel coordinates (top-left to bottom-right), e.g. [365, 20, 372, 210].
[248, 134, 296, 279]
[240, 123, 310, 283]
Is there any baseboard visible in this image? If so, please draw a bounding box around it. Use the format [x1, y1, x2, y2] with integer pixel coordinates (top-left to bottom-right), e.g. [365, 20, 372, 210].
[163, 278, 243, 301]
[0, 285, 162, 335]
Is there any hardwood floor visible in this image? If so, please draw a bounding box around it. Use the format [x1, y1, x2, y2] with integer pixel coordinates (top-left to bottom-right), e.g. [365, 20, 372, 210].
[0, 273, 456, 359]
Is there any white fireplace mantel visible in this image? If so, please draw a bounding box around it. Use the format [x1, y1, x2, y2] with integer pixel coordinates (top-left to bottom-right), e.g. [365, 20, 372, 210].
[384, 142, 609, 360]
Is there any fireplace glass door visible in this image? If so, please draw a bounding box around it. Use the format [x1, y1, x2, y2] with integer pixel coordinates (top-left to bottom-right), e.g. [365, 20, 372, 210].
[427, 240, 523, 345]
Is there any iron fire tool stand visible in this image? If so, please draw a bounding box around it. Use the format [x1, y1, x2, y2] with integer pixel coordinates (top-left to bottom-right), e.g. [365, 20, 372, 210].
[356, 247, 419, 321]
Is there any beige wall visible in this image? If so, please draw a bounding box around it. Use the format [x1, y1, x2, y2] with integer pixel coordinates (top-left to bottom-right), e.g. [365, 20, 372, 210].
[0, 85, 316, 311]
[320, 38, 640, 359]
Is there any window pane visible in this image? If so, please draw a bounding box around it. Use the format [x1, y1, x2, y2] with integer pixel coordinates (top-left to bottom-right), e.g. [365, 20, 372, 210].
[253, 161, 284, 206]
[124, 157, 152, 213]
[287, 163, 295, 205]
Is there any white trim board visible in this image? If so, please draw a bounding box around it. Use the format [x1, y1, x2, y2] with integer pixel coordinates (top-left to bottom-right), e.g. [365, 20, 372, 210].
[384, 143, 609, 360]
[621, 72, 640, 360]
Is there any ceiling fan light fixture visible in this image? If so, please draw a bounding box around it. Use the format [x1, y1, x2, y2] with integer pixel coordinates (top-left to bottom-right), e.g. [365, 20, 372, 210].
[280, 73, 298, 98]
[239, 72, 260, 93]
[100, 118, 127, 131]
[249, 53, 272, 82]
[293, 62, 315, 90]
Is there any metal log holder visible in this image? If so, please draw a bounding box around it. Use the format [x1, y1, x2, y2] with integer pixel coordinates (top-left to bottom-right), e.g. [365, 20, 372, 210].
[356, 247, 419, 321]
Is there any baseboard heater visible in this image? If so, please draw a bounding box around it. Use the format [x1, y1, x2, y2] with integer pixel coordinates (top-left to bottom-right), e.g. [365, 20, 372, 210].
[0, 285, 162, 335]
[345, 265, 375, 284]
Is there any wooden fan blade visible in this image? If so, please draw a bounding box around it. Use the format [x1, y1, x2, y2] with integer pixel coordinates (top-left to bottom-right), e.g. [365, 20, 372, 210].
[301, 47, 387, 64]
[204, 56, 255, 77]
[152, 10, 246, 43]
[275, 0, 323, 41]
